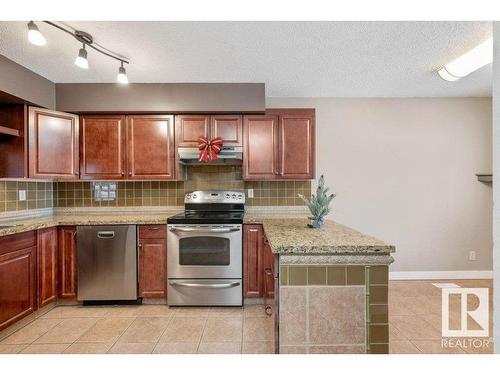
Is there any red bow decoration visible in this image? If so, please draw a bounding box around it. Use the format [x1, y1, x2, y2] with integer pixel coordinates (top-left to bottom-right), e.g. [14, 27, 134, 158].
[198, 136, 223, 162]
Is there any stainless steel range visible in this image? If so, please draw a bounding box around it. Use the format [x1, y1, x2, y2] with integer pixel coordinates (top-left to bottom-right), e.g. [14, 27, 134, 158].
[167, 190, 245, 306]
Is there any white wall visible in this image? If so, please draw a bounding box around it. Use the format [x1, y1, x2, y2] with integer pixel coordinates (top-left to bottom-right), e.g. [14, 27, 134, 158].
[267, 97, 492, 273]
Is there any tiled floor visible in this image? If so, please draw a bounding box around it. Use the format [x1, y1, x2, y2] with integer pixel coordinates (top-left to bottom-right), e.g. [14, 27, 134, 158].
[0, 304, 274, 354]
[0, 279, 493, 354]
[389, 279, 494, 354]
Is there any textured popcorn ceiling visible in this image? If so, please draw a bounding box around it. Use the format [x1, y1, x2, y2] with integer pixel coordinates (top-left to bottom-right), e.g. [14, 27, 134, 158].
[0, 21, 492, 97]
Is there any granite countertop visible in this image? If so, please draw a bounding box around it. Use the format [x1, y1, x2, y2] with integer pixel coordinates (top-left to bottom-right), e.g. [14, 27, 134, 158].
[0, 210, 181, 237]
[261, 218, 395, 255]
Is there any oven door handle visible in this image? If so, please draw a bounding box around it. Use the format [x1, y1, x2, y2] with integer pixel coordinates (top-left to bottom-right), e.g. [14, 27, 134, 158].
[169, 281, 241, 289]
[169, 227, 240, 233]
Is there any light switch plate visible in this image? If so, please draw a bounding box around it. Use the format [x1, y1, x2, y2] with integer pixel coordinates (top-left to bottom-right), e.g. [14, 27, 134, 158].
[247, 189, 254, 198]
[18, 190, 26, 201]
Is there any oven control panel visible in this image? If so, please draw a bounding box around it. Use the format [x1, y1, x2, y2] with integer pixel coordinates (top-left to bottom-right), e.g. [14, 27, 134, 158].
[184, 190, 245, 204]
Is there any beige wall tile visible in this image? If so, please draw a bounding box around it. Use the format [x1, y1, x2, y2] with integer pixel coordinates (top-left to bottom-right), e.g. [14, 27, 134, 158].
[279, 287, 307, 345]
[308, 286, 365, 345]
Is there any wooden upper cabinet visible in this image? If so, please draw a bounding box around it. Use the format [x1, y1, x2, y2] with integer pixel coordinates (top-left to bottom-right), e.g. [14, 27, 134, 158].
[279, 110, 315, 179]
[37, 227, 58, 308]
[243, 115, 279, 180]
[28, 107, 79, 179]
[210, 115, 243, 146]
[0, 231, 36, 331]
[80, 115, 126, 180]
[127, 115, 175, 180]
[243, 109, 315, 180]
[175, 115, 210, 147]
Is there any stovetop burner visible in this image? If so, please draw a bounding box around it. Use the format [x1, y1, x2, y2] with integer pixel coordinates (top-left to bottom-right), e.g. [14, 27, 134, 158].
[167, 190, 245, 225]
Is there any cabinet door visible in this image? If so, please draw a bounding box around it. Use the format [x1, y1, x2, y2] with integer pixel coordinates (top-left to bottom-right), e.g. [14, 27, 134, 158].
[37, 227, 58, 308]
[139, 237, 167, 298]
[80, 115, 126, 179]
[0, 232, 36, 331]
[175, 115, 210, 147]
[127, 115, 175, 180]
[210, 115, 243, 146]
[58, 226, 77, 299]
[278, 110, 315, 179]
[28, 107, 79, 179]
[262, 234, 275, 300]
[243, 115, 279, 180]
[243, 224, 263, 298]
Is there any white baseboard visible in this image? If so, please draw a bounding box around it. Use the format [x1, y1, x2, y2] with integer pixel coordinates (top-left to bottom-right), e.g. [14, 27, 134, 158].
[389, 270, 493, 280]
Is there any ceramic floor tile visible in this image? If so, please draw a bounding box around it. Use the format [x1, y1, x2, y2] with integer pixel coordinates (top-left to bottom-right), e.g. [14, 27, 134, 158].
[243, 317, 274, 342]
[242, 341, 275, 354]
[389, 340, 421, 354]
[105, 306, 143, 317]
[118, 317, 171, 343]
[243, 305, 267, 317]
[461, 338, 494, 354]
[108, 342, 155, 354]
[77, 317, 135, 343]
[20, 343, 71, 354]
[34, 318, 99, 344]
[64, 342, 112, 354]
[0, 344, 28, 354]
[137, 305, 173, 317]
[411, 340, 466, 354]
[41, 306, 110, 319]
[197, 342, 242, 354]
[1, 318, 63, 344]
[153, 342, 199, 354]
[201, 317, 243, 342]
[390, 315, 442, 340]
[170, 307, 211, 318]
[159, 317, 206, 343]
[207, 307, 244, 317]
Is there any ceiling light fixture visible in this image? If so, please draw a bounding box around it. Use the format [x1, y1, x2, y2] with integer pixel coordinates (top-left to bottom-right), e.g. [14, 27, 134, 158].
[25, 21, 130, 81]
[27, 21, 46, 46]
[117, 62, 128, 84]
[438, 37, 493, 81]
[75, 44, 89, 69]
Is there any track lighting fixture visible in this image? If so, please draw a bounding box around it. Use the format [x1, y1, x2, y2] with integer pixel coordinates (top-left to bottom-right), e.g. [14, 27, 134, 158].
[27, 21, 46, 46]
[117, 62, 128, 84]
[75, 44, 89, 69]
[25, 21, 130, 82]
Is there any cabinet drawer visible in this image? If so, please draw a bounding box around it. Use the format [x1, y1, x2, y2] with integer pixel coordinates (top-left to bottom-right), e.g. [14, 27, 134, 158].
[0, 231, 37, 255]
[139, 225, 167, 239]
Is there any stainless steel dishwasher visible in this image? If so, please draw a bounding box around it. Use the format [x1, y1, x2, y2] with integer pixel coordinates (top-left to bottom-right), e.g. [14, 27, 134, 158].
[77, 225, 138, 302]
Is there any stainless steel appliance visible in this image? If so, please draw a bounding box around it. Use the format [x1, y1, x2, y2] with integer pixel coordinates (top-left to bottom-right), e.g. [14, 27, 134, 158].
[178, 146, 243, 165]
[167, 190, 245, 306]
[77, 225, 138, 302]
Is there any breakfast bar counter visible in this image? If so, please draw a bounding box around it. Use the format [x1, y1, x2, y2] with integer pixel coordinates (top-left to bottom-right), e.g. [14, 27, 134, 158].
[258, 218, 395, 354]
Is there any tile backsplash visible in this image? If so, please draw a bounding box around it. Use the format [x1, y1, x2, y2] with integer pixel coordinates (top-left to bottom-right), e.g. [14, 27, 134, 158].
[0, 181, 53, 213]
[2, 166, 311, 211]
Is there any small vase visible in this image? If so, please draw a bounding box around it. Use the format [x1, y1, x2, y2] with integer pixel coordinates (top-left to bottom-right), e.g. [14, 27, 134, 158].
[307, 218, 325, 229]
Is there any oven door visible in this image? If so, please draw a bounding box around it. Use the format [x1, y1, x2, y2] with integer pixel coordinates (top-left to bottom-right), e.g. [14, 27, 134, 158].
[167, 224, 242, 279]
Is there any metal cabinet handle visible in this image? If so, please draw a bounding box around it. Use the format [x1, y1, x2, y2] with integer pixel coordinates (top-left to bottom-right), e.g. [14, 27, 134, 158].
[169, 281, 240, 289]
[169, 227, 240, 233]
[97, 231, 115, 239]
[148, 227, 160, 231]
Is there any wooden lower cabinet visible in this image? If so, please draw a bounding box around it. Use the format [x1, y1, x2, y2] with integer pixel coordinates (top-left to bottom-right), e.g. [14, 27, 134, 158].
[57, 226, 78, 299]
[0, 231, 37, 331]
[138, 225, 167, 298]
[243, 224, 264, 298]
[244, 224, 276, 299]
[37, 227, 58, 308]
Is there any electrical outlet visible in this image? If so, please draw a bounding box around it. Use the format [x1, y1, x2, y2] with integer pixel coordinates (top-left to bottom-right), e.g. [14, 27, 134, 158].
[18, 190, 26, 201]
[247, 189, 254, 198]
[469, 251, 477, 261]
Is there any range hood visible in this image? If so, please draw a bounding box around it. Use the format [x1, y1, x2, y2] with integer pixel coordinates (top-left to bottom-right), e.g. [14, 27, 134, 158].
[178, 146, 243, 165]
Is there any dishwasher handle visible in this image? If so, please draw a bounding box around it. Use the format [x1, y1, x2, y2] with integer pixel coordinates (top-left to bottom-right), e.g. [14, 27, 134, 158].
[97, 231, 115, 239]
